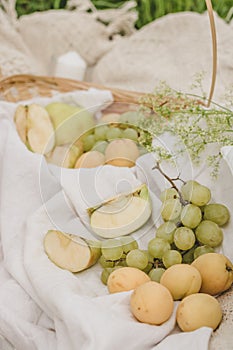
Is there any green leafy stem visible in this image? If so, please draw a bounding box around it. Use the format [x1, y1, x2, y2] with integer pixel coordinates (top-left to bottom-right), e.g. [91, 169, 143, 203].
[138, 83, 233, 178]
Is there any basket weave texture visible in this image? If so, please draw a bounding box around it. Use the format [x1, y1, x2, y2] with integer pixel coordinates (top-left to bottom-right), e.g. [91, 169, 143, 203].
[0, 74, 144, 106]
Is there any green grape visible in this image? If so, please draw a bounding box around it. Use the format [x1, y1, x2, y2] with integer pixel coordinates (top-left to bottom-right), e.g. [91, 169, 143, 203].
[181, 204, 202, 228]
[94, 125, 109, 140]
[121, 253, 127, 259]
[195, 220, 223, 247]
[83, 134, 96, 152]
[101, 239, 123, 261]
[143, 262, 153, 274]
[193, 245, 215, 260]
[148, 237, 171, 259]
[92, 140, 108, 154]
[161, 198, 182, 221]
[120, 236, 138, 254]
[126, 249, 149, 270]
[181, 180, 211, 206]
[122, 128, 138, 141]
[203, 203, 230, 226]
[99, 255, 115, 268]
[199, 205, 206, 214]
[143, 250, 155, 264]
[170, 216, 182, 226]
[174, 227, 196, 250]
[160, 188, 179, 202]
[162, 250, 182, 268]
[101, 267, 114, 285]
[115, 258, 128, 267]
[149, 268, 166, 282]
[119, 111, 144, 126]
[106, 127, 122, 140]
[170, 242, 178, 250]
[100, 266, 121, 285]
[182, 246, 196, 264]
[156, 221, 176, 243]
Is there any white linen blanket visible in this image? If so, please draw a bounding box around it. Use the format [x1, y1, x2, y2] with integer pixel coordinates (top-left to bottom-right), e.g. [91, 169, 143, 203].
[0, 90, 232, 350]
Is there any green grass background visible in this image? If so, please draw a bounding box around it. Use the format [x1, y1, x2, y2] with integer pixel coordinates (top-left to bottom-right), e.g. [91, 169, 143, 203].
[15, 0, 233, 28]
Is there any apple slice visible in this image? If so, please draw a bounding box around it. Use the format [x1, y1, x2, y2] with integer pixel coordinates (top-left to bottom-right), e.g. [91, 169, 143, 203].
[27, 104, 55, 154]
[14, 104, 55, 154]
[89, 184, 152, 238]
[14, 105, 27, 143]
[44, 230, 101, 272]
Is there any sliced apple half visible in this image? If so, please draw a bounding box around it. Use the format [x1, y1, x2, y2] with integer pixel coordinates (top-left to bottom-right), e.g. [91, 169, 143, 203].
[89, 184, 152, 238]
[44, 230, 101, 272]
[27, 104, 55, 154]
[14, 103, 55, 154]
[14, 105, 27, 143]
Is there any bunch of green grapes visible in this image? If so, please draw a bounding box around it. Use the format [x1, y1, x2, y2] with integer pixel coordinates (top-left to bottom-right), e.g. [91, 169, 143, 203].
[83, 125, 139, 151]
[80, 111, 150, 155]
[99, 236, 172, 285]
[99, 237, 170, 285]
[99, 236, 163, 285]
[147, 180, 230, 277]
[98, 180, 230, 286]
[99, 236, 142, 284]
[83, 111, 141, 151]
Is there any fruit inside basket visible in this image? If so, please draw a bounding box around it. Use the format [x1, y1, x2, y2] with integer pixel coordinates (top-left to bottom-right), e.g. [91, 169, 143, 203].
[13, 98, 152, 169]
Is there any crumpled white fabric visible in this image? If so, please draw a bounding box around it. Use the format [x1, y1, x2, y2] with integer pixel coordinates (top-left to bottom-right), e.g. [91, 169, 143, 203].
[0, 90, 232, 350]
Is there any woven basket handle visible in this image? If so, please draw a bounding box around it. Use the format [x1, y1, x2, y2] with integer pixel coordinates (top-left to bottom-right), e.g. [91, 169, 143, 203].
[205, 0, 217, 107]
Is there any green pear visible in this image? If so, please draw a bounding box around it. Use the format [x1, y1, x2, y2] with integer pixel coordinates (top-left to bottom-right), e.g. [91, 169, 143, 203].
[46, 102, 95, 146]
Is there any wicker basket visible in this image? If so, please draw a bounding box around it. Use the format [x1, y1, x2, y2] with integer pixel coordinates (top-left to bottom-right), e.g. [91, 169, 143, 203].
[0, 74, 144, 108]
[0, 0, 216, 108]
